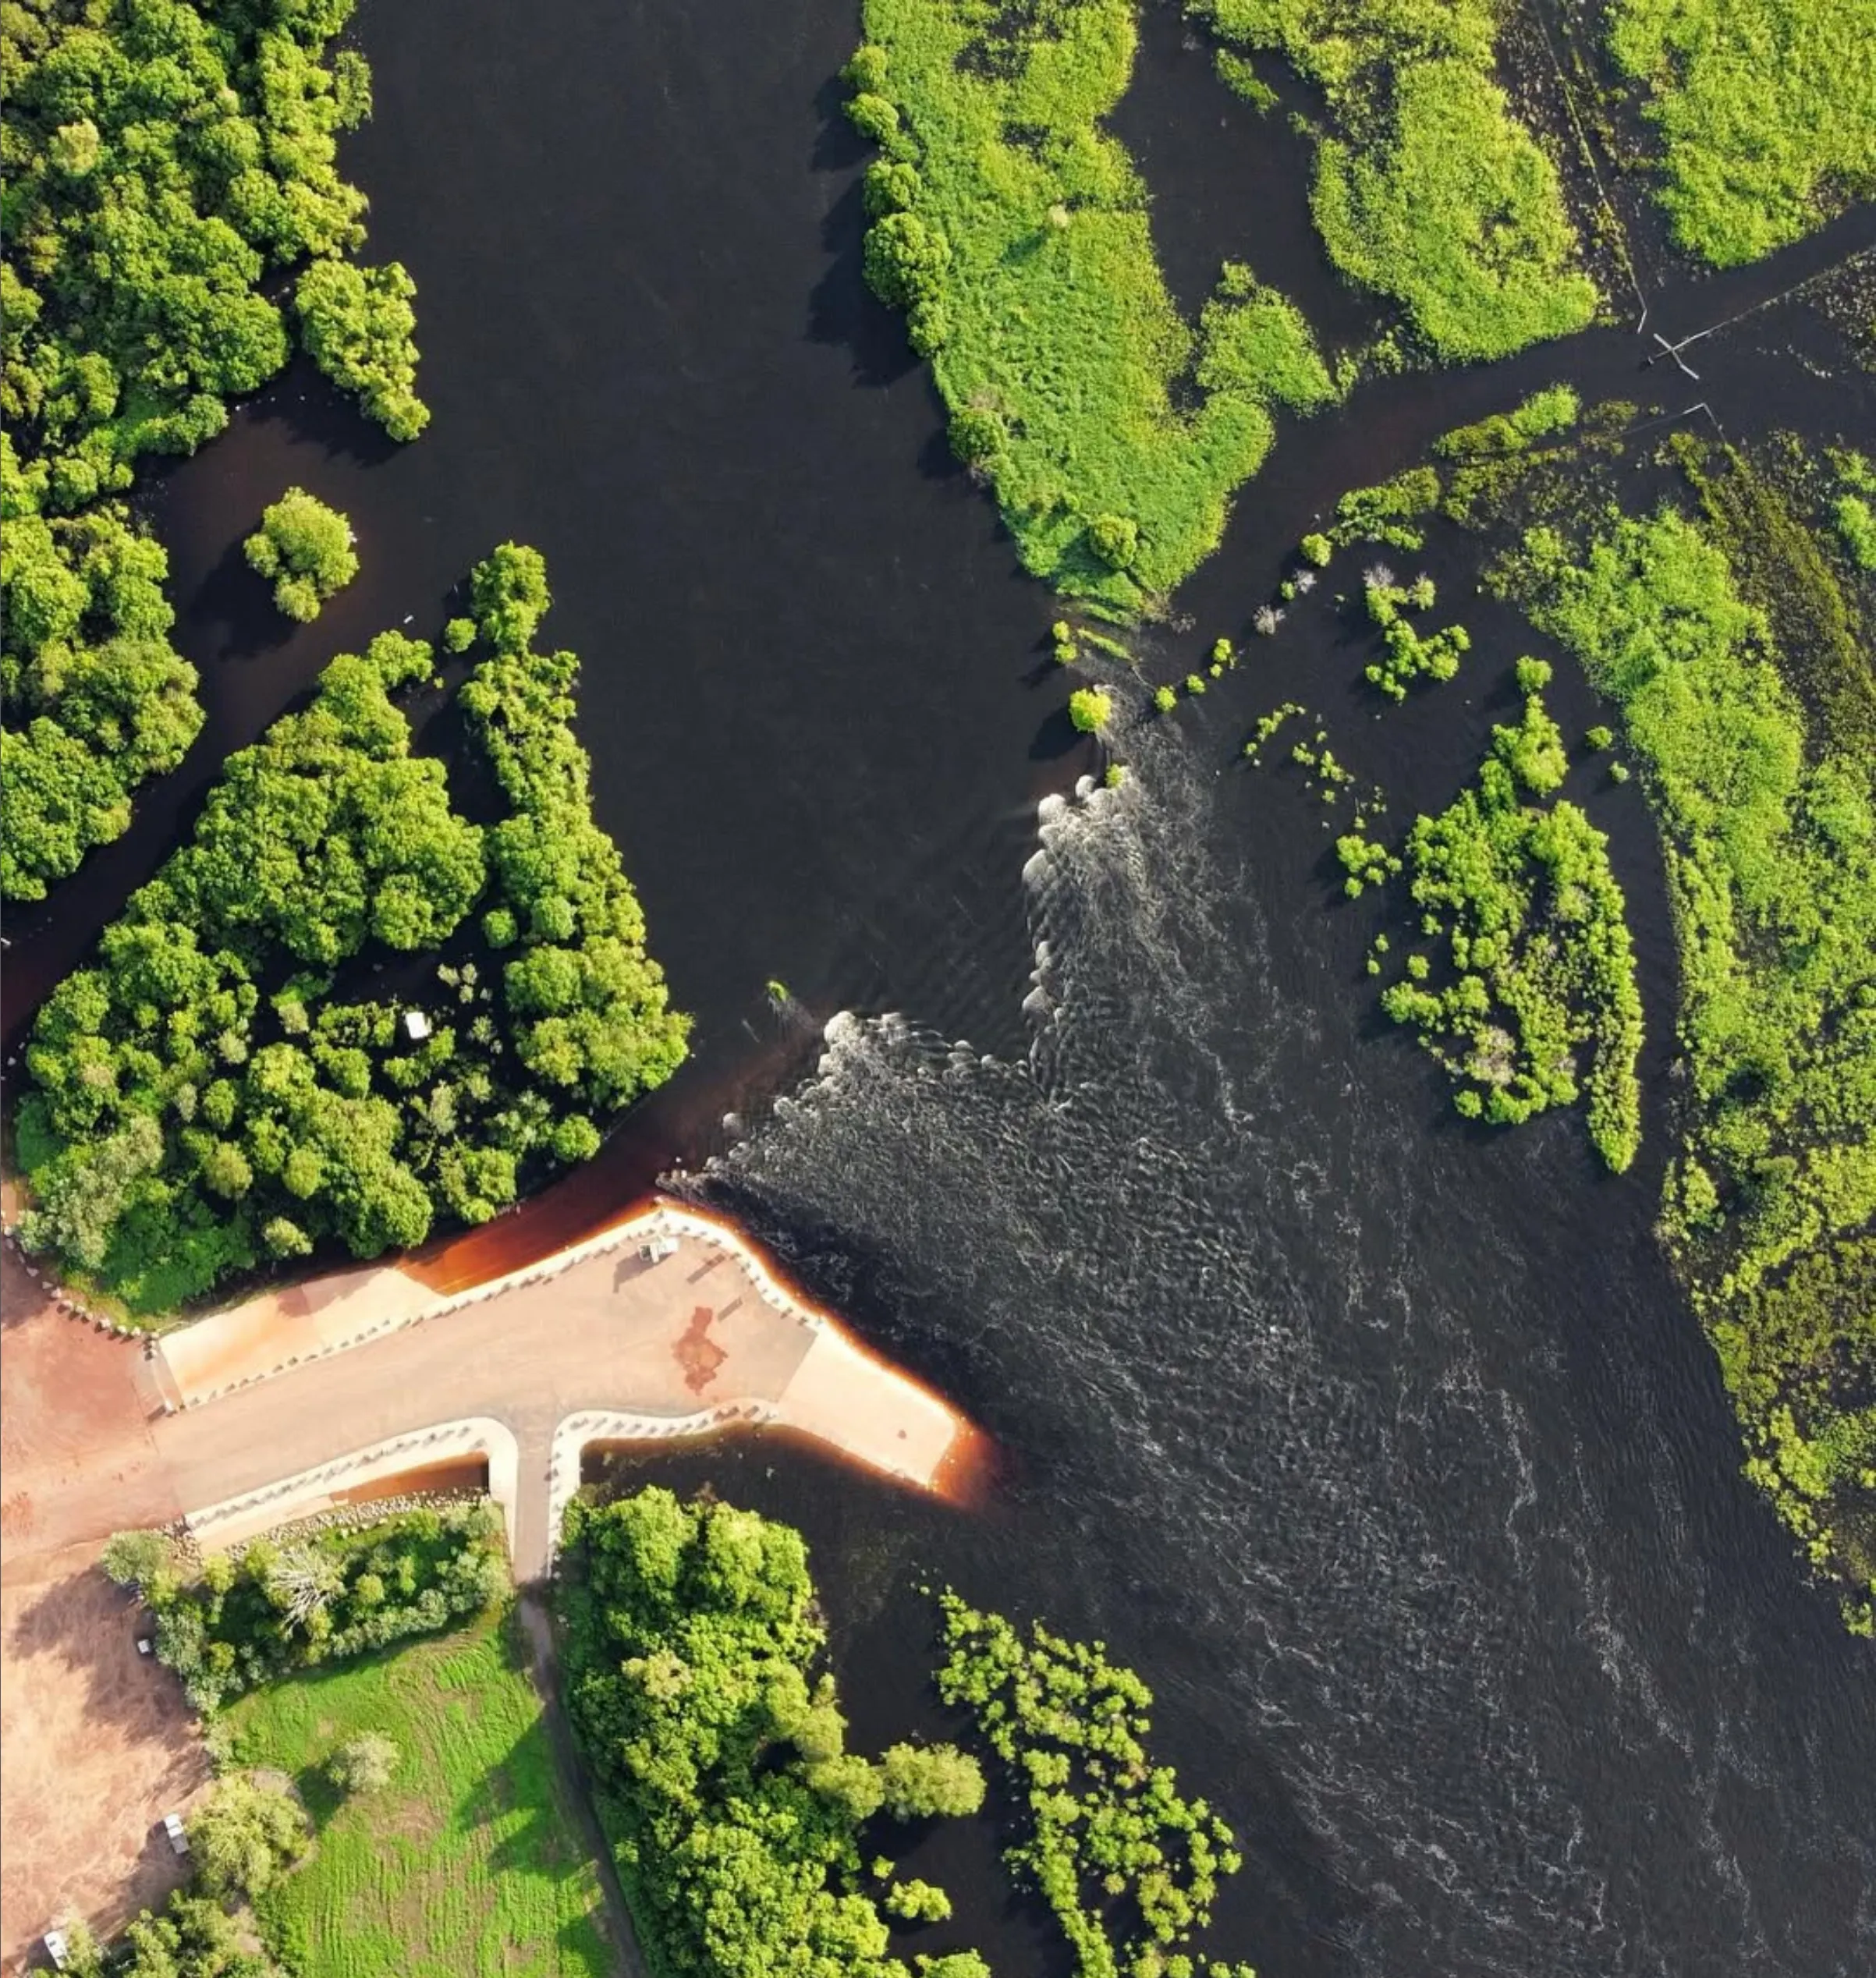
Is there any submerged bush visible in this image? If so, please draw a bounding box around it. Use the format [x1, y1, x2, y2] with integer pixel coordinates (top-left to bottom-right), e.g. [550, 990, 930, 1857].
[937, 1593, 1257, 1978]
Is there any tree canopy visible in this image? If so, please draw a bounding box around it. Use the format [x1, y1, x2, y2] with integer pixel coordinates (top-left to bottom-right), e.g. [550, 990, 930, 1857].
[243, 485, 358, 621]
[558, 1489, 988, 1978]
[14, 547, 689, 1314]
[0, 0, 428, 899]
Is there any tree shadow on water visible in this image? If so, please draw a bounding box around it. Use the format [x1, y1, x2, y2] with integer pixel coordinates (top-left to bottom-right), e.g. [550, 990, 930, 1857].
[253, 354, 403, 473]
[1029, 704, 1085, 764]
[808, 176, 924, 390]
[806, 70, 924, 392]
[184, 532, 298, 661]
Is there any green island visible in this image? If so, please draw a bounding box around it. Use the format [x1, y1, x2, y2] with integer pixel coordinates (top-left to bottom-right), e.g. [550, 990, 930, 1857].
[1193, 0, 1601, 360]
[1492, 466, 1876, 1623]
[1364, 665, 1644, 1173]
[243, 487, 358, 623]
[13, 545, 690, 1317]
[936, 1592, 1254, 1978]
[843, 2, 1337, 610]
[0, 0, 428, 902]
[1605, 0, 1876, 266]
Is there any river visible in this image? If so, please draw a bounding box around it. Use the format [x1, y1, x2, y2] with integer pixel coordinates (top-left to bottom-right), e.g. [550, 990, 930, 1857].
[3, 2, 1871, 1973]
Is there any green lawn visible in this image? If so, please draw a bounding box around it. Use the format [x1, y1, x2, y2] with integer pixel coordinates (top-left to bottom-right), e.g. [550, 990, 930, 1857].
[227, 1611, 615, 1978]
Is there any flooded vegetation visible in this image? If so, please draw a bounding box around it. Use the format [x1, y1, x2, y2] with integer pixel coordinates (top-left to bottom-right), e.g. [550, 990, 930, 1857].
[3, 0, 1874, 1973]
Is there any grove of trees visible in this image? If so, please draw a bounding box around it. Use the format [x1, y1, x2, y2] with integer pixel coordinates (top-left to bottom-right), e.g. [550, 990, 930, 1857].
[1, 0, 427, 900]
[243, 486, 357, 621]
[14, 547, 690, 1313]
[102, 1502, 511, 1711]
[559, 1488, 988, 1978]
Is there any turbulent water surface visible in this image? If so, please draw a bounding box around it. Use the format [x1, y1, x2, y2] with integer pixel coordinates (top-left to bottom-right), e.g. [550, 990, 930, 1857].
[693, 724, 1876, 1978]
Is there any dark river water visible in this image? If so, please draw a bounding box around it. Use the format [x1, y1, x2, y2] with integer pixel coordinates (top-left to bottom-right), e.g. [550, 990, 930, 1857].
[5, 1, 1872, 1973]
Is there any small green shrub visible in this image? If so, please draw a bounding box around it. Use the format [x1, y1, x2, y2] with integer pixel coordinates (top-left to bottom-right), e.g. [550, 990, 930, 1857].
[1087, 513, 1140, 570]
[1068, 687, 1114, 733]
[325, 1730, 399, 1795]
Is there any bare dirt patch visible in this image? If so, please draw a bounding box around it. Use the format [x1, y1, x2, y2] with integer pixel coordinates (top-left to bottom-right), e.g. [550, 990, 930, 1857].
[0, 1551, 210, 1965]
[2, 1239, 195, 1964]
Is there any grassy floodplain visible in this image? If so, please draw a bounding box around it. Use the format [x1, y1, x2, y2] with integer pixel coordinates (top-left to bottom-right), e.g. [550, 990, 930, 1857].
[1192, 0, 1601, 360]
[846, 1, 1337, 611]
[226, 1611, 613, 1978]
[1495, 463, 1876, 1627]
[1607, 0, 1876, 265]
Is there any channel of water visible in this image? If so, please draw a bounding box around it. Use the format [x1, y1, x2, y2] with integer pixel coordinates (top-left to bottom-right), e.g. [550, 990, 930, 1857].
[3, 3, 1871, 1973]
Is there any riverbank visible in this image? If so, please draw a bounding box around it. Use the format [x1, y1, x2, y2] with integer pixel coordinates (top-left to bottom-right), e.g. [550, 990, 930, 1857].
[0, 1200, 984, 1961]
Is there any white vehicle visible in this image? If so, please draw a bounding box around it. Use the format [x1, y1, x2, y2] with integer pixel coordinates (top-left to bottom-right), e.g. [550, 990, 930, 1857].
[43, 1929, 70, 1971]
[162, 1811, 190, 1856]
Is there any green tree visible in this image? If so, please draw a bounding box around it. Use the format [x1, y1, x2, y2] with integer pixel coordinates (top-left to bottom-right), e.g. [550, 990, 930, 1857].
[100, 1529, 178, 1593]
[878, 1742, 986, 1818]
[244, 488, 359, 622]
[294, 259, 430, 441]
[1087, 513, 1140, 569]
[326, 1730, 399, 1795]
[1068, 688, 1114, 733]
[187, 1776, 310, 1900]
[885, 1879, 952, 1923]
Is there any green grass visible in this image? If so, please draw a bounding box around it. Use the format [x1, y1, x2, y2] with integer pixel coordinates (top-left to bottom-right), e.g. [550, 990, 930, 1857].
[847, 2, 1336, 610]
[1608, 0, 1876, 266]
[1196, 0, 1600, 358]
[1497, 496, 1876, 1627]
[227, 1611, 615, 1978]
[1374, 718, 1644, 1174]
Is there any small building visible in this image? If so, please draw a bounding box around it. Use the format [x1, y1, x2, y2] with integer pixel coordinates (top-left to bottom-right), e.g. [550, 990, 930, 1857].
[402, 1009, 431, 1043]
